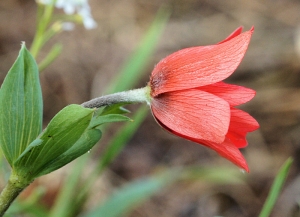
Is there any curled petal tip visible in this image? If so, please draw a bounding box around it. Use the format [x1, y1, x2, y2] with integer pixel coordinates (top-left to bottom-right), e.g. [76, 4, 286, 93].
[236, 26, 244, 32]
[218, 26, 243, 44]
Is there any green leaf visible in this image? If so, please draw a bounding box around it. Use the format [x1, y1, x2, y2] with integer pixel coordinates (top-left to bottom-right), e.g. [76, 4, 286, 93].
[49, 156, 88, 217]
[0, 43, 43, 166]
[99, 103, 131, 116]
[13, 104, 93, 179]
[82, 170, 179, 217]
[39, 110, 134, 176]
[37, 128, 101, 176]
[90, 114, 132, 128]
[259, 157, 293, 217]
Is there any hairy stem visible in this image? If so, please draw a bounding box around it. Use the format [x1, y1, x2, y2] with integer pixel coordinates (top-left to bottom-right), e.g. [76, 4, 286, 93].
[81, 86, 150, 108]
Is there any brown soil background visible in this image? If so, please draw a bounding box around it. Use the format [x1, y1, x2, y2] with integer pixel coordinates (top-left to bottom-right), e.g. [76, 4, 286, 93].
[1, 0, 300, 216]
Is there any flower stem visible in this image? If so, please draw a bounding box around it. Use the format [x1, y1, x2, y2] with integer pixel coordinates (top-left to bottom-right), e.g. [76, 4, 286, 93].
[81, 86, 151, 108]
[30, 2, 55, 58]
[0, 172, 31, 216]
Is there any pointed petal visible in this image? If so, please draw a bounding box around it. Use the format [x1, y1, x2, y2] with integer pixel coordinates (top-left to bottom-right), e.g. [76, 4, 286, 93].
[150, 28, 254, 96]
[217, 26, 243, 44]
[198, 82, 256, 106]
[200, 138, 249, 172]
[151, 89, 230, 143]
[152, 117, 249, 172]
[226, 108, 259, 148]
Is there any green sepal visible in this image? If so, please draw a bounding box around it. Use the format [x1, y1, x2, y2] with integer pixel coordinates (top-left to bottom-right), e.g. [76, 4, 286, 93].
[90, 114, 132, 129]
[13, 104, 93, 179]
[0, 43, 43, 166]
[18, 139, 44, 157]
[36, 128, 102, 176]
[99, 103, 130, 116]
[33, 109, 131, 176]
[36, 111, 132, 176]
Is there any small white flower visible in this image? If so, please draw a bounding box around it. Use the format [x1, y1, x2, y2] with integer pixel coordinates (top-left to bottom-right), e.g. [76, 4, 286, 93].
[38, 0, 97, 29]
[61, 22, 75, 31]
[78, 5, 97, 29]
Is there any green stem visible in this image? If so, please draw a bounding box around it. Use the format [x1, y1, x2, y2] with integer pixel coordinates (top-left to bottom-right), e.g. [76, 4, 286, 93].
[0, 172, 31, 216]
[81, 86, 151, 109]
[30, 3, 55, 58]
[38, 43, 62, 72]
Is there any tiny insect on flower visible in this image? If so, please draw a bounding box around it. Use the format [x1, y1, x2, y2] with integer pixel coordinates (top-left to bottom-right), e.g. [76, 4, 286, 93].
[148, 27, 259, 172]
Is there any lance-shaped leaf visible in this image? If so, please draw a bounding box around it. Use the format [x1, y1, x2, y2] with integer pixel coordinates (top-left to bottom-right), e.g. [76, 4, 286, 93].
[0, 43, 43, 166]
[36, 112, 131, 177]
[36, 128, 101, 177]
[14, 104, 93, 179]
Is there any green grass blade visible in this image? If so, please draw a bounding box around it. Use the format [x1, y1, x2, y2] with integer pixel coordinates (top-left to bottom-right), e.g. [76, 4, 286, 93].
[76, 106, 149, 202]
[106, 7, 170, 93]
[49, 156, 88, 217]
[82, 170, 179, 217]
[82, 164, 245, 217]
[97, 106, 148, 172]
[259, 157, 293, 217]
[38, 43, 62, 72]
[97, 6, 170, 171]
[182, 166, 245, 184]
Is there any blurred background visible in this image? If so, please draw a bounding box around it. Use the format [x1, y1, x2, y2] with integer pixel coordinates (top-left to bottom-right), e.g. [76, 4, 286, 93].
[1, 0, 300, 216]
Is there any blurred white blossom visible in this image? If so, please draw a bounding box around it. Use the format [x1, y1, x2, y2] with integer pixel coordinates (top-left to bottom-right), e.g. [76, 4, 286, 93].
[61, 22, 75, 31]
[37, 0, 97, 29]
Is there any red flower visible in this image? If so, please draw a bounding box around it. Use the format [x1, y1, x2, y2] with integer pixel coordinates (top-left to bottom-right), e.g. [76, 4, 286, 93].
[148, 27, 259, 172]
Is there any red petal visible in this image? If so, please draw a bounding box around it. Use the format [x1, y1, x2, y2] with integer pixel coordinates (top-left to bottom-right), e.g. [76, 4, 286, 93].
[150, 28, 254, 96]
[200, 138, 249, 172]
[217, 26, 243, 44]
[152, 117, 249, 172]
[151, 88, 230, 143]
[226, 108, 259, 148]
[198, 82, 256, 106]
